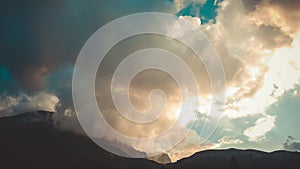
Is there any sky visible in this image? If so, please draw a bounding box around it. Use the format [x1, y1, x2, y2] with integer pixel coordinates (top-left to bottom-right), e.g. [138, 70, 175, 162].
[1, 0, 300, 162]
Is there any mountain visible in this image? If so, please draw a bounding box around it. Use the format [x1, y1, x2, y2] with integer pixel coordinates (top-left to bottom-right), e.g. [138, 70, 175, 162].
[1, 111, 300, 169]
[166, 148, 300, 169]
[0, 111, 158, 169]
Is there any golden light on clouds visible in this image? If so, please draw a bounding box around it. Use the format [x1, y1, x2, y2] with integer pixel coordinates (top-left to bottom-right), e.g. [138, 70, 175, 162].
[165, 0, 300, 161]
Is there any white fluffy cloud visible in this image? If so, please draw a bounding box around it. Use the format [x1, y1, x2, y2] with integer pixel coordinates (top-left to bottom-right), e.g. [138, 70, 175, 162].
[244, 115, 276, 142]
[0, 96, 18, 111]
[174, 0, 300, 153]
[0, 92, 59, 117]
[186, 0, 300, 121]
[218, 136, 243, 145]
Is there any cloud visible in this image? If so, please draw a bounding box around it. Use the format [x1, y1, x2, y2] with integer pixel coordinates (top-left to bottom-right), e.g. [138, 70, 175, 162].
[0, 92, 59, 117]
[0, 96, 18, 111]
[243, 115, 276, 142]
[283, 136, 300, 151]
[173, 0, 208, 12]
[167, 130, 215, 162]
[177, 0, 221, 24]
[240, 0, 263, 13]
[293, 90, 299, 96]
[255, 24, 293, 49]
[0, 1, 209, 160]
[193, 0, 300, 120]
[0, 0, 175, 92]
[0, 0, 184, 138]
[218, 136, 243, 146]
[164, 0, 300, 157]
[0, 66, 20, 95]
[249, 0, 300, 35]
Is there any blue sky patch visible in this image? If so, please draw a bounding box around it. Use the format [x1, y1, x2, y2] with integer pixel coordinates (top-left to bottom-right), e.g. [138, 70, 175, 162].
[177, 0, 222, 24]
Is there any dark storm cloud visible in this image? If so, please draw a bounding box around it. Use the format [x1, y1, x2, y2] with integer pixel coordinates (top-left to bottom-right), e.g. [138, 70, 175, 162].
[0, 66, 20, 94]
[0, 0, 174, 92]
[283, 136, 300, 151]
[0, 0, 68, 91]
[0, 0, 181, 120]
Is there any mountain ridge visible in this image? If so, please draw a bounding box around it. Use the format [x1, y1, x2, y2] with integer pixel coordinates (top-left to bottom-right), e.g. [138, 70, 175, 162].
[1, 111, 300, 169]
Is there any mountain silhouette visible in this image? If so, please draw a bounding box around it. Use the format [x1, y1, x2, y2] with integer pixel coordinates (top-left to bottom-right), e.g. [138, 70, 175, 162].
[1, 111, 300, 169]
[0, 111, 158, 169]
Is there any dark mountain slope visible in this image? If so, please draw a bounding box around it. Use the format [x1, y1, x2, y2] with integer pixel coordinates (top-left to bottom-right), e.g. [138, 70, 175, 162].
[0, 111, 159, 169]
[1, 111, 300, 169]
[166, 148, 300, 169]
